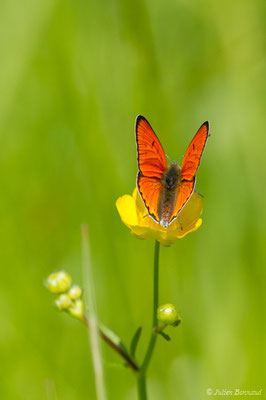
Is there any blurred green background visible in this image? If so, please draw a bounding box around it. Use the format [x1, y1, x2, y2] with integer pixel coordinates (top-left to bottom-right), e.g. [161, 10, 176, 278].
[0, 0, 265, 399]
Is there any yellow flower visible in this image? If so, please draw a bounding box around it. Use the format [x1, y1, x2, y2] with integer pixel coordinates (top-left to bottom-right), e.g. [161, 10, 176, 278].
[116, 188, 203, 246]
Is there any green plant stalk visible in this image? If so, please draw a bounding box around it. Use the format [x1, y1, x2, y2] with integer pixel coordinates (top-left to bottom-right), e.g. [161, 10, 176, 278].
[81, 224, 107, 400]
[137, 240, 160, 400]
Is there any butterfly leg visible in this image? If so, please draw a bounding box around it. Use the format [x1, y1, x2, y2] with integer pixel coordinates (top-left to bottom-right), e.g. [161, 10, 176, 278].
[194, 189, 204, 198]
[178, 215, 183, 231]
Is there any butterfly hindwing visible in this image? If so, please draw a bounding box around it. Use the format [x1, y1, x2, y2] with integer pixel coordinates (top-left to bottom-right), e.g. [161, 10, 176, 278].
[169, 179, 195, 223]
[137, 174, 162, 223]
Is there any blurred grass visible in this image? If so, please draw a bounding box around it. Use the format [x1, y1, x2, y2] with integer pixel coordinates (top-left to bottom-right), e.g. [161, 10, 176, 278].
[0, 0, 265, 399]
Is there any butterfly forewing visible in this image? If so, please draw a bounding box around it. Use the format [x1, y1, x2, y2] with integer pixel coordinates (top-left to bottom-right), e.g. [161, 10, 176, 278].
[181, 121, 209, 181]
[135, 116, 167, 178]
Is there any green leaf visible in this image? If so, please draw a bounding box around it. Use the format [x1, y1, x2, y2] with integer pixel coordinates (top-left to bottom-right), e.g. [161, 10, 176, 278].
[98, 321, 129, 356]
[159, 331, 171, 341]
[103, 360, 129, 370]
[130, 327, 142, 358]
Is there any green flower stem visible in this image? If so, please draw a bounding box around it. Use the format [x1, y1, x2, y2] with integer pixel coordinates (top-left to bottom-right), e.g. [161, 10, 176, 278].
[137, 240, 160, 400]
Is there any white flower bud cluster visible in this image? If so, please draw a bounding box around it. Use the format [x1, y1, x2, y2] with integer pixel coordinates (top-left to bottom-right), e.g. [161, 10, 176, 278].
[45, 271, 83, 320]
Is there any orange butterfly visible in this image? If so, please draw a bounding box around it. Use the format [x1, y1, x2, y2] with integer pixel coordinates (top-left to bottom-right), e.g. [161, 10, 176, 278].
[135, 116, 209, 228]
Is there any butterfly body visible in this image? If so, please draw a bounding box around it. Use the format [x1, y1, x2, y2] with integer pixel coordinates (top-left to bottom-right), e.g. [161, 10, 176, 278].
[135, 116, 209, 229]
[162, 162, 181, 191]
[158, 163, 182, 228]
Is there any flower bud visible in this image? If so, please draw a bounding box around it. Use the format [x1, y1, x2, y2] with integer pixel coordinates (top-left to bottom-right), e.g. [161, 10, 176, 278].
[55, 294, 71, 310]
[157, 304, 181, 327]
[46, 271, 72, 294]
[69, 299, 83, 320]
[68, 285, 83, 300]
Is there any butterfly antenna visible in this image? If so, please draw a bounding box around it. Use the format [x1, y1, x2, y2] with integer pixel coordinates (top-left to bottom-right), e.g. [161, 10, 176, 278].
[166, 154, 172, 163]
[177, 154, 184, 164]
[178, 215, 183, 231]
[194, 189, 204, 198]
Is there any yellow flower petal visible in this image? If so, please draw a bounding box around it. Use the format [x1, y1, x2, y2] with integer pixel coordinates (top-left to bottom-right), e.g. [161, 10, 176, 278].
[116, 193, 139, 226]
[116, 187, 203, 246]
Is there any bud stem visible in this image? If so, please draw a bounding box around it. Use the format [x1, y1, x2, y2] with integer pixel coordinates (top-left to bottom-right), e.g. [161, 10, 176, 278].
[81, 314, 139, 372]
